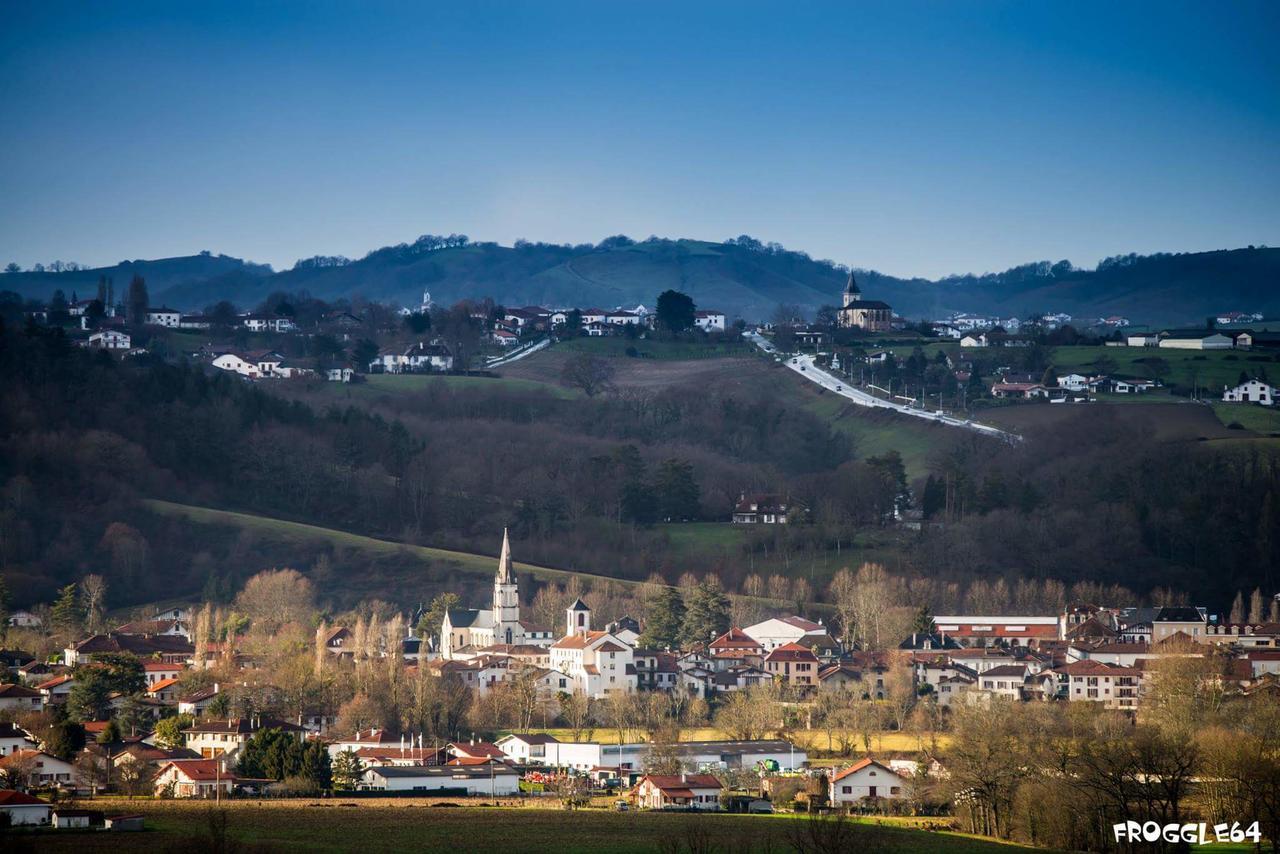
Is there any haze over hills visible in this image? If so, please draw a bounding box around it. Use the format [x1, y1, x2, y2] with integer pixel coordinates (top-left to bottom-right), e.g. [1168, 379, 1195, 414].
[5, 237, 1277, 326]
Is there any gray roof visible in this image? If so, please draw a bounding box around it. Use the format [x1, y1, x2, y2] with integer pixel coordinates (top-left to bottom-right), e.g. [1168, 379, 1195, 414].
[367, 765, 517, 779]
[445, 609, 485, 628]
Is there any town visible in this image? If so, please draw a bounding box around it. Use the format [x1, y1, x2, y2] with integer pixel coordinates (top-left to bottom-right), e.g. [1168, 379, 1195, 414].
[1, 530, 1278, 850]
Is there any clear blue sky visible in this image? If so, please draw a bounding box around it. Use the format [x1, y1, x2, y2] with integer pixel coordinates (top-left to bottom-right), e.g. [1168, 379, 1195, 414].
[1, 1, 1277, 279]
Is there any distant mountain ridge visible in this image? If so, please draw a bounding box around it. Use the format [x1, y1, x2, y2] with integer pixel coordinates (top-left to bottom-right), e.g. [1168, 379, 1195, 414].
[4, 238, 1277, 326]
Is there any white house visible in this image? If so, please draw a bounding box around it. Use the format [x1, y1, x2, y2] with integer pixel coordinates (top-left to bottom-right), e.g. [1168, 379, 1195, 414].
[494, 733, 562, 764]
[145, 307, 181, 327]
[633, 774, 722, 810]
[2, 749, 75, 788]
[960, 334, 988, 348]
[548, 601, 637, 698]
[0, 790, 52, 825]
[742, 615, 830, 652]
[1126, 333, 1159, 347]
[828, 758, 909, 804]
[88, 329, 131, 350]
[1056, 373, 1091, 392]
[0, 683, 45, 712]
[0, 721, 39, 756]
[1055, 661, 1142, 709]
[211, 352, 261, 378]
[694, 311, 726, 332]
[1223, 379, 1275, 406]
[153, 758, 237, 798]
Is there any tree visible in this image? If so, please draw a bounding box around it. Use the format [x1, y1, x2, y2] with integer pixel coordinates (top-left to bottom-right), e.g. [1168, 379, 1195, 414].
[117, 753, 155, 798]
[560, 354, 615, 397]
[96, 718, 123, 745]
[558, 690, 595, 742]
[0, 574, 9, 643]
[234, 568, 315, 632]
[67, 668, 114, 723]
[80, 574, 107, 634]
[154, 714, 195, 750]
[653, 459, 700, 521]
[3, 263, 19, 273]
[655, 289, 696, 333]
[331, 748, 364, 791]
[352, 338, 379, 371]
[51, 583, 83, 636]
[638, 587, 685, 649]
[126, 275, 148, 327]
[680, 578, 730, 646]
[418, 592, 460, 641]
[911, 604, 936, 635]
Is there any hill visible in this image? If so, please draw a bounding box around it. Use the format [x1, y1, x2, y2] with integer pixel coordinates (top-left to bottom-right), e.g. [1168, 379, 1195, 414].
[1, 251, 272, 305]
[6, 236, 1278, 326]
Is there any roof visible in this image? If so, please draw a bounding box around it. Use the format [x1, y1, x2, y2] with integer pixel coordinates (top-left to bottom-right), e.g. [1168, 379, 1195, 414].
[639, 774, 722, 792]
[0, 790, 48, 806]
[143, 660, 183, 671]
[1155, 606, 1205, 623]
[980, 664, 1030, 678]
[845, 299, 892, 310]
[158, 759, 233, 782]
[710, 628, 762, 650]
[779, 616, 823, 632]
[0, 683, 42, 698]
[844, 273, 861, 295]
[367, 765, 517, 779]
[765, 642, 820, 663]
[1055, 660, 1139, 677]
[444, 609, 485, 629]
[148, 677, 181, 692]
[185, 717, 306, 735]
[567, 597, 590, 611]
[551, 630, 609, 650]
[498, 733, 561, 746]
[448, 741, 505, 759]
[831, 758, 902, 783]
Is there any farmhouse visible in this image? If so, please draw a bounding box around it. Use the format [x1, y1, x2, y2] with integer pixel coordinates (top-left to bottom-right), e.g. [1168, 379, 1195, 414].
[731, 493, 798, 524]
[633, 774, 723, 810]
[694, 310, 726, 331]
[829, 758, 910, 805]
[1223, 379, 1275, 405]
[88, 329, 131, 349]
[144, 307, 181, 327]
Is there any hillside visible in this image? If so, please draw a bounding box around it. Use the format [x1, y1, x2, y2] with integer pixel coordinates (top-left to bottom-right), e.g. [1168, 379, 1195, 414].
[6, 237, 1277, 325]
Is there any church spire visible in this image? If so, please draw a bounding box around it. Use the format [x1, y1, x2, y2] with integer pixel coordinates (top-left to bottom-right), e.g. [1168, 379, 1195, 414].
[496, 527, 513, 583]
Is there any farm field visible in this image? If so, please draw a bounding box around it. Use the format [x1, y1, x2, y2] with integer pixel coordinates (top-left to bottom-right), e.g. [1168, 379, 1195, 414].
[498, 344, 754, 391]
[1045, 344, 1277, 392]
[310, 372, 580, 401]
[978, 400, 1248, 442]
[23, 798, 1025, 854]
[517, 726, 950, 755]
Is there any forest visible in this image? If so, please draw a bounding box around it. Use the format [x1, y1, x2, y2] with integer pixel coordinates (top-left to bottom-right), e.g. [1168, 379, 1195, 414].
[0, 317, 1277, 619]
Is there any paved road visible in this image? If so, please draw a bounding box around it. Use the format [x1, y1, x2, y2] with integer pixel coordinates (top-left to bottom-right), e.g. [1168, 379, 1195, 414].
[487, 337, 551, 368]
[748, 332, 1021, 443]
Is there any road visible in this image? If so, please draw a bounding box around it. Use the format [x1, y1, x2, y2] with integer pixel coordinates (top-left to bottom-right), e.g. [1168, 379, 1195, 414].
[747, 331, 1021, 442]
[487, 337, 551, 368]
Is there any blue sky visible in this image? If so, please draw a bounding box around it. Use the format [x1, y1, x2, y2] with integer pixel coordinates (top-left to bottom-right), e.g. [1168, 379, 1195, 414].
[1, 1, 1277, 278]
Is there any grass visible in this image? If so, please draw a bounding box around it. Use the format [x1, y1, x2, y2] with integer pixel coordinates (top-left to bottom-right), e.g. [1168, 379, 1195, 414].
[142, 500, 803, 610]
[339, 373, 579, 399]
[28, 798, 1025, 853]
[556, 335, 753, 360]
[1046, 345, 1277, 393]
[1211, 402, 1280, 434]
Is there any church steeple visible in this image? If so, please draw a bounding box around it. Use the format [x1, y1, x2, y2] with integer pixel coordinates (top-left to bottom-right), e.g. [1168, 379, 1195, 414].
[492, 528, 520, 645]
[843, 272, 861, 307]
[496, 527, 514, 584]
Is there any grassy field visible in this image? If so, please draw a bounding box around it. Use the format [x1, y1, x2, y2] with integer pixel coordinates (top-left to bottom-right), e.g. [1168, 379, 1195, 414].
[317, 373, 580, 401]
[1211, 401, 1280, 434]
[24, 798, 1025, 853]
[1046, 344, 1277, 392]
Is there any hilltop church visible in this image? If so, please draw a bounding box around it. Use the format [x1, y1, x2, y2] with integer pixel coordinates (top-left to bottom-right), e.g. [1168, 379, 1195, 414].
[439, 529, 553, 658]
[836, 272, 893, 331]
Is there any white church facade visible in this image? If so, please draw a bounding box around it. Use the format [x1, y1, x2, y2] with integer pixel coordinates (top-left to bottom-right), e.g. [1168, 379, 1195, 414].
[439, 529, 553, 658]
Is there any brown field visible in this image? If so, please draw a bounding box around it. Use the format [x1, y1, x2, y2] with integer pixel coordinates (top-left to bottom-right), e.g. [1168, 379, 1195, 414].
[16, 797, 1029, 853]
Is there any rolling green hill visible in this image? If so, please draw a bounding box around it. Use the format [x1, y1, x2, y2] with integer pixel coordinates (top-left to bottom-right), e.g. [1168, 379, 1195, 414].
[6, 236, 1277, 326]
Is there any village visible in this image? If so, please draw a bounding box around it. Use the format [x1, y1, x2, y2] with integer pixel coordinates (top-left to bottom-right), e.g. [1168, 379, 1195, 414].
[1, 527, 1278, 840]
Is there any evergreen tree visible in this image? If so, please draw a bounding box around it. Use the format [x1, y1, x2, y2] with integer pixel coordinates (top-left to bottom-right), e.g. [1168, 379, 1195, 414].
[911, 605, 936, 635]
[126, 275, 149, 327]
[66, 668, 114, 723]
[920, 475, 946, 519]
[638, 587, 685, 649]
[655, 289, 696, 333]
[0, 574, 9, 643]
[654, 459, 700, 522]
[96, 718, 123, 744]
[680, 578, 730, 646]
[418, 592, 461, 639]
[331, 748, 364, 791]
[51, 583, 83, 635]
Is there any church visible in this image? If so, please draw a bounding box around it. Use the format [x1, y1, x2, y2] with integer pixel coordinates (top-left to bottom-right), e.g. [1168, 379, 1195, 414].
[836, 272, 893, 331]
[439, 529, 553, 658]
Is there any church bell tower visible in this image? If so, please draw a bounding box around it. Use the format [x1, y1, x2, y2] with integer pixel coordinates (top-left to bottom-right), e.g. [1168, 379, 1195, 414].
[492, 528, 521, 645]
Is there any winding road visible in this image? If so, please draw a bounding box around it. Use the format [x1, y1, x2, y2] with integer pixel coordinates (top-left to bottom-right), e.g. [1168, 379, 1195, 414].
[747, 331, 1021, 442]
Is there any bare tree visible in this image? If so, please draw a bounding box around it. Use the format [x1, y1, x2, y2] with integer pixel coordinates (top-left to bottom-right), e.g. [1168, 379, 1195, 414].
[79, 574, 108, 635]
[560, 354, 616, 397]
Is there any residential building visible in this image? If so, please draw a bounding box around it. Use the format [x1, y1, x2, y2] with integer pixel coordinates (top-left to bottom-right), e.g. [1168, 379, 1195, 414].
[144, 307, 181, 327]
[0, 683, 44, 712]
[829, 758, 909, 804]
[694, 310, 726, 332]
[1223, 379, 1275, 405]
[0, 790, 53, 825]
[634, 774, 723, 810]
[763, 643, 819, 689]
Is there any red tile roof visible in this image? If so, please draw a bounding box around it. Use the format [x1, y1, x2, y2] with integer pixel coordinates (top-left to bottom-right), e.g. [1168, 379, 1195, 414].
[639, 774, 722, 792]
